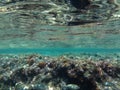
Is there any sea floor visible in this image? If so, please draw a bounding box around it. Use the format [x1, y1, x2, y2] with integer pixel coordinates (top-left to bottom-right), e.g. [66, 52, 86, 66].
[0, 53, 120, 90]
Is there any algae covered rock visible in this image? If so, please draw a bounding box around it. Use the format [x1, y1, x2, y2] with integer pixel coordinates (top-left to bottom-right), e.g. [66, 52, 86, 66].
[0, 54, 120, 90]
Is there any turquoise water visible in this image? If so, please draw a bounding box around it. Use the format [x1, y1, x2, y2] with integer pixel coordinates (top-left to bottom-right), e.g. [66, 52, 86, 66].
[0, 0, 120, 55]
[0, 22, 120, 55]
[0, 48, 120, 56]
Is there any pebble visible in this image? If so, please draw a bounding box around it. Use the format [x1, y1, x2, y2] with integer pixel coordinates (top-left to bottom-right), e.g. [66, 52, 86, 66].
[29, 84, 48, 90]
[62, 84, 80, 90]
[15, 82, 29, 90]
[104, 82, 112, 86]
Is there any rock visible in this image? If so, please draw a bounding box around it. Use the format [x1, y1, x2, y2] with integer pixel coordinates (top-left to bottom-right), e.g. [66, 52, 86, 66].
[15, 82, 29, 90]
[70, 0, 90, 9]
[62, 84, 80, 90]
[29, 84, 48, 90]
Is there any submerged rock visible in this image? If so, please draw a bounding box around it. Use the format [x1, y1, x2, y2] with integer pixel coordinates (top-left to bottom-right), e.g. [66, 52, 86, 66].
[29, 84, 48, 90]
[69, 0, 91, 9]
[0, 54, 120, 90]
[62, 84, 80, 90]
[15, 82, 29, 90]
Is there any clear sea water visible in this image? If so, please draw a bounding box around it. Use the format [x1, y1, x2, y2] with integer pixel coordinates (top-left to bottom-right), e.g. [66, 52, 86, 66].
[0, 1, 120, 90]
[0, 0, 120, 56]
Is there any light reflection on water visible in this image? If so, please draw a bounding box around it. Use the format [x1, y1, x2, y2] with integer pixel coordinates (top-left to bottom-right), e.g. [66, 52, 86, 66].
[0, 0, 120, 54]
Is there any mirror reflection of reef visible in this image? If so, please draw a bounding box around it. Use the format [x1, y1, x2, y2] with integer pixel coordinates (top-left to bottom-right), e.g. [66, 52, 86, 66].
[0, 0, 119, 26]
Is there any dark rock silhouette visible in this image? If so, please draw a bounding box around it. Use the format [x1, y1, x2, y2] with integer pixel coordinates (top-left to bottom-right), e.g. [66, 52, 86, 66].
[70, 0, 91, 9]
